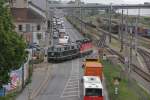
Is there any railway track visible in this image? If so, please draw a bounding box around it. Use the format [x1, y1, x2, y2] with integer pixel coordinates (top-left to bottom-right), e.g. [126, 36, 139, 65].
[68, 16, 150, 82]
[72, 16, 119, 41]
[137, 48, 150, 72]
[107, 48, 150, 82]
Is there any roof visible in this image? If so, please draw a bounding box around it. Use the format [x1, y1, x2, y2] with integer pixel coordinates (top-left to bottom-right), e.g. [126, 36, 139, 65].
[85, 62, 103, 68]
[11, 8, 45, 23]
[28, 1, 45, 12]
[83, 76, 102, 89]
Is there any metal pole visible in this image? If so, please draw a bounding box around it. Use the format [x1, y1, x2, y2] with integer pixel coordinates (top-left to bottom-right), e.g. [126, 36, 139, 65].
[120, 8, 124, 52]
[135, 8, 140, 56]
[129, 18, 134, 74]
[22, 64, 24, 90]
[80, 6, 83, 33]
[109, 4, 112, 43]
[124, 9, 129, 69]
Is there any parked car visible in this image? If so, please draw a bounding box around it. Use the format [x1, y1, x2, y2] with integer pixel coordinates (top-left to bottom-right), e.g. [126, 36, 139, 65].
[53, 31, 59, 39]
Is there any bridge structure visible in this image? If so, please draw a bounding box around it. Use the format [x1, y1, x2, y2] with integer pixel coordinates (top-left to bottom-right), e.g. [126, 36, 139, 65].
[49, 3, 150, 9]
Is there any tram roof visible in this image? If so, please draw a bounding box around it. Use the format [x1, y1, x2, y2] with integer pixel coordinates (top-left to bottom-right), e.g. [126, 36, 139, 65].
[76, 38, 91, 43]
[48, 43, 78, 52]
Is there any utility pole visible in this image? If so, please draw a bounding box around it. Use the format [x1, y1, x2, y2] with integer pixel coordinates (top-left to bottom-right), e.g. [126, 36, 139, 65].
[80, 5, 83, 34]
[135, 8, 140, 56]
[22, 64, 24, 90]
[124, 9, 129, 69]
[129, 26, 133, 74]
[48, 0, 54, 46]
[109, 4, 112, 43]
[46, 0, 51, 46]
[120, 8, 124, 52]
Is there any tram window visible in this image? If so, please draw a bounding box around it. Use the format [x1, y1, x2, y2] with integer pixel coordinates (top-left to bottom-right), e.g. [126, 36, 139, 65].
[54, 48, 57, 51]
[72, 49, 77, 54]
[71, 46, 74, 49]
[48, 52, 51, 56]
[64, 47, 67, 50]
[67, 46, 70, 50]
[63, 51, 68, 55]
[55, 52, 60, 57]
[49, 52, 54, 56]
[51, 47, 54, 51]
[85, 88, 102, 96]
[77, 45, 80, 49]
[57, 48, 61, 52]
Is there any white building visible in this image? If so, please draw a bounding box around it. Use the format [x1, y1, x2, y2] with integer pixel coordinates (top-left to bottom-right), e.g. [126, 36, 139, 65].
[10, 0, 47, 45]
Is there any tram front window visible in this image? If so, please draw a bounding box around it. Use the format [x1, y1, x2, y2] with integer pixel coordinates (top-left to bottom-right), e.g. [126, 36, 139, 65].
[48, 52, 55, 56]
[85, 88, 102, 96]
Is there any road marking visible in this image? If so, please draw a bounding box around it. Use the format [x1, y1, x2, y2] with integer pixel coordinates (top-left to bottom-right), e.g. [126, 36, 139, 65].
[61, 59, 80, 98]
[61, 94, 79, 98]
[68, 81, 78, 84]
[63, 91, 79, 94]
[65, 87, 79, 90]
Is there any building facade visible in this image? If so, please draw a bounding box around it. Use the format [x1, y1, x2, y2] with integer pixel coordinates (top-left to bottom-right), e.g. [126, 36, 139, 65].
[10, 0, 47, 45]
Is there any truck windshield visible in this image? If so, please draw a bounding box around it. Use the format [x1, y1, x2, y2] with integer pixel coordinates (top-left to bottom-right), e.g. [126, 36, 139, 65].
[86, 59, 98, 62]
[85, 88, 102, 96]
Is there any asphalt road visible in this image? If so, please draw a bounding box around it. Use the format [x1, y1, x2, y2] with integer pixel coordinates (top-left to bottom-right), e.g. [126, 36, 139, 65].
[33, 14, 85, 100]
[35, 59, 83, 100]
[64, 17, 84, 42]
[17, 10, 108, 100]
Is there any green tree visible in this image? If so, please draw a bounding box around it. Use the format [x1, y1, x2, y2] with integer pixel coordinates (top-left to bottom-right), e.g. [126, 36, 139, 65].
[0, 0, 26, 88]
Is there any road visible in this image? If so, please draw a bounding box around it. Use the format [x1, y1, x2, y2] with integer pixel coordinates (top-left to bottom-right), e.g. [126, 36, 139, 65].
[34, 15, 84, 100]
[34, 15, 109, 100]
[64, 18, 84, 42]
[35, 59, 83, 100]
[17, 10, 108, 100]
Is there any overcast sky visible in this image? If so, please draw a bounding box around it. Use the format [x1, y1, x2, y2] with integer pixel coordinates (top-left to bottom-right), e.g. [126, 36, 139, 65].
[62, 0, 150, 4]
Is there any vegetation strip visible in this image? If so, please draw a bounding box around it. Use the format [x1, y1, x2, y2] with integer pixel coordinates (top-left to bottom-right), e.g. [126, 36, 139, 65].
[102, 60, 150, 100]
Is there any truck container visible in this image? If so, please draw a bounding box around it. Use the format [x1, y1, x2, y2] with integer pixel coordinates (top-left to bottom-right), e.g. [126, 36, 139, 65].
[84, 61, 103, 80]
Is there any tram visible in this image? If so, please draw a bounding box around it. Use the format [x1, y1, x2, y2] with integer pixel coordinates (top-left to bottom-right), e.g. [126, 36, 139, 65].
[47, 43, 80, 62]
[47, 38, 93, 63]
[76, 38, 93, 57]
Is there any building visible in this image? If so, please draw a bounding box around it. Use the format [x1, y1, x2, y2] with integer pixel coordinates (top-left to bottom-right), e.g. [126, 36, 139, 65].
[10, 0, 47, 45]
[9, 0, 28, 8]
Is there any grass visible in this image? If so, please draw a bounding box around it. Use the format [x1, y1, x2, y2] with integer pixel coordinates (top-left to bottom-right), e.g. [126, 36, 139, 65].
[102, 60, 150, 100]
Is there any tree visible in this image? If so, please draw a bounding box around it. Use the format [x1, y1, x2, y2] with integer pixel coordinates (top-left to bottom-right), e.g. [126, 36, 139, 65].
[0, 0, 26, 88]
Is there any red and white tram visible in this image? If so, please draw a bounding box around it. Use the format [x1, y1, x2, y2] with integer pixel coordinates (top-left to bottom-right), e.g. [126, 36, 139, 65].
[76, 38, 93, 56]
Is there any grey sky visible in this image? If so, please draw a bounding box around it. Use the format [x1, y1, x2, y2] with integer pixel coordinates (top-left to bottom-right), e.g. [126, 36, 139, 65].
[62, 0, 150, 4]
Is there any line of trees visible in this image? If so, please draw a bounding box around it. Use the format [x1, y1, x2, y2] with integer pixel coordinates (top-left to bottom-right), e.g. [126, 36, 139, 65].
[0, 0, 26, 88]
